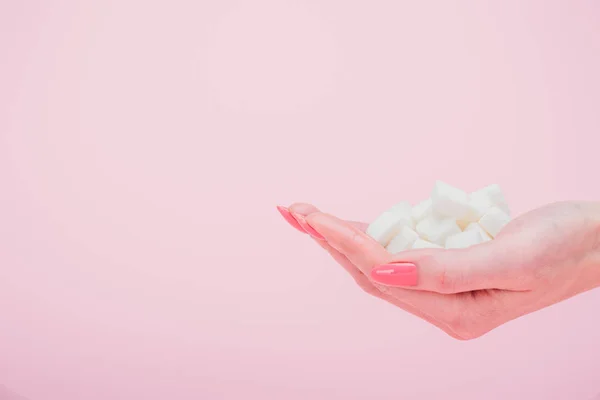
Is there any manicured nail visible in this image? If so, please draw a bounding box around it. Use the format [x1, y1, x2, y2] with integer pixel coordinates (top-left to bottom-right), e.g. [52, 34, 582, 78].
[370, 262, 418, 286]
[277, 206, 306, 233]
[293, 214, 325, 240]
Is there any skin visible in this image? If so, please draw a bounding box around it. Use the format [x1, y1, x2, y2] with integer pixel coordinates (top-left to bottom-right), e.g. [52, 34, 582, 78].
[281, 201, 600, 340]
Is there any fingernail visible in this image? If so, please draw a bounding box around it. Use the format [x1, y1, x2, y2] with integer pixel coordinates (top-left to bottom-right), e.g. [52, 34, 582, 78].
[370, 262, 418, 286]
[277, 206, 307, 233]
[293, 214, 325, 240]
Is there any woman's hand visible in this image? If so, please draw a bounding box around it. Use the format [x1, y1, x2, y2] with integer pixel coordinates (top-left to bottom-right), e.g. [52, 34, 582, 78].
[277, 201, 600, 340]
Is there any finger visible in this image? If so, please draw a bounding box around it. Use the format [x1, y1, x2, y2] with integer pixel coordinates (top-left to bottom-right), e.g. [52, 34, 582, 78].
[305, 212, 468, 314]
[275, 203, 326, 239]
[304, 212, 392, 276]
[305, 211, 531, 294]
[370, 235, 533, 294]
[288, 202, 320, 216]
[288, 203, 368, 231]
[276, 205, 306, 233]
[313, 238, 466, 340]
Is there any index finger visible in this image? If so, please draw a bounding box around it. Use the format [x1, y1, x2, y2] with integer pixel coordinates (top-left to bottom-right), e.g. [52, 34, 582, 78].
[287, 202, 369, 232]
[305, 211, 442, 276]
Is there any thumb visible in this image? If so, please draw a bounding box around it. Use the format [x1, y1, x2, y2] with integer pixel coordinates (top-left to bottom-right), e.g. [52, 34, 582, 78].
[370, 236, 531, 293]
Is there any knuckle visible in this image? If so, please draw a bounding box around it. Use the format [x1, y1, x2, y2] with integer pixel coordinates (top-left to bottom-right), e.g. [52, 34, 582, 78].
[349, 229, 363, 244]
[342, 230, 365, 251]
[427, 255, 457, 294]
[437, 268, 455, 294]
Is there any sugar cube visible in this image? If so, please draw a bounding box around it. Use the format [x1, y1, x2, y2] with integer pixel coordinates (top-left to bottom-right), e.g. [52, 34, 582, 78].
[478, 207, 511, 238]
[431, 180, 470, 219]
[464, 222, 492, 241]
[386, 226, 420, 254]
[471, 184, 510, 216]
[457, 195, 494, 229]
[366, 208, 414, 246]
[411, 198, 432, 223]
[415, 216, 461, 246]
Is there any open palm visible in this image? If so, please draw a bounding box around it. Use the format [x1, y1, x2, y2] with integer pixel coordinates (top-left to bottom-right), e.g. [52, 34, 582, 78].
[279, 201, 600, 340]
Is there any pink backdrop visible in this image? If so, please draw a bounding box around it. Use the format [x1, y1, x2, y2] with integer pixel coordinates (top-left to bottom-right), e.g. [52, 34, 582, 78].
[1, 1, 599, 399]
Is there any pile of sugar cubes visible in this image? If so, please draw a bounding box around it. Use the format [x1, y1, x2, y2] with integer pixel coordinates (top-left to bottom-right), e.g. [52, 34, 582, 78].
[366, 181, 511, 253]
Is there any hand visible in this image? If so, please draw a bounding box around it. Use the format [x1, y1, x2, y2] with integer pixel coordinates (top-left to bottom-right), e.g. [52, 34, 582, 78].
[277, 201, 600, 340]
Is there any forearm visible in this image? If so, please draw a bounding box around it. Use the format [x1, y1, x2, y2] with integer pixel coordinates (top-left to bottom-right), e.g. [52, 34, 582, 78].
[576, 201, 600, 292]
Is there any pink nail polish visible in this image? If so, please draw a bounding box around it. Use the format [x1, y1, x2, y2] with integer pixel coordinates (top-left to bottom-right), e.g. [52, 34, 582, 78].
[370, 263, 418, 286]
[293, 214, 325, 240]
[277, 206, 307, 233]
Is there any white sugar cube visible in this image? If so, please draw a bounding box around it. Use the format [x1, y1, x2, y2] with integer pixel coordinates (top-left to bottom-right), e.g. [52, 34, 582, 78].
[457, 195, 494, 229]
[472, 184, 505, 206]
[411, 198, 432, 223]
[415, 216, 461, 246]
[411, 238, 443, 249]
[471, 184, 510, 216]
[479, 207, 511, 238]
[464, 222, 492, 241]
[386, 226, 420, 254]
[366, 208, 414, 246]
[431, 180, 470, 219]
[445, 229, 487, 249]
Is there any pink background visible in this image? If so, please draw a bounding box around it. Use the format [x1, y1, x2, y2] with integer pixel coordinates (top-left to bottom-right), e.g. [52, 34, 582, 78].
[1, 1, 599, 399]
